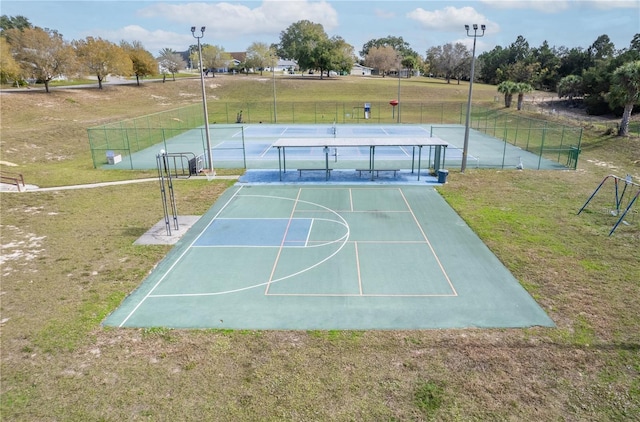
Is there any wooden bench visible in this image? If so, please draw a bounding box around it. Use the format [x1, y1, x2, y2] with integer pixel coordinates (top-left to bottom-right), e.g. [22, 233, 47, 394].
[0, 171, 25, 192]
[357, 169, 400, 178]
[297, 168, 332, 177]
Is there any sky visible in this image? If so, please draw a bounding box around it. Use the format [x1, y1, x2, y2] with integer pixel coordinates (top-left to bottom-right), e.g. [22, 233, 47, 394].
[2, 0, 639, 58]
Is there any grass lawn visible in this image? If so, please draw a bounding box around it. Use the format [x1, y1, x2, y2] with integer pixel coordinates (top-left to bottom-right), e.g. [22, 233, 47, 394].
[0, 74, 638, 420]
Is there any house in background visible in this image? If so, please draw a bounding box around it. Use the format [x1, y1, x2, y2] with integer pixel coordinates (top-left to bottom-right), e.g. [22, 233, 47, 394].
[351, 63, 373, 76]
[264, 58, 299, 73]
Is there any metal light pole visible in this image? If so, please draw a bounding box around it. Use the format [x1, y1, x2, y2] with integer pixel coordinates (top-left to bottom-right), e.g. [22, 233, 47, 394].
[397, 55, 402, 123]
[191, 26, 214, 174]
[461, 24, 486, 173]
[272, 53, 277, 123]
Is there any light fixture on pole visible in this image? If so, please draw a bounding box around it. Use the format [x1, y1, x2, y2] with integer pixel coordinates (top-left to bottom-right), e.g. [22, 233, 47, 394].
[191, 26, 214, 174]
[461, 23, 486, 173]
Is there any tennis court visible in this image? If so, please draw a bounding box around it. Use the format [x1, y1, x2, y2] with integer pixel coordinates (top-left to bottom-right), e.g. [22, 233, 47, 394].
[104, 184, 554, 329]
[101, 123, 567, 173]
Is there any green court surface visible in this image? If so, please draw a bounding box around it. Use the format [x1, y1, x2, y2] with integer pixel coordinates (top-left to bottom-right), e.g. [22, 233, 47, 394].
[104, 185, 554, 330]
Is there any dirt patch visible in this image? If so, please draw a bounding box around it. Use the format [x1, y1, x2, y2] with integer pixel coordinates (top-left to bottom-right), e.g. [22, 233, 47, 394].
[0, 224, 46, 274]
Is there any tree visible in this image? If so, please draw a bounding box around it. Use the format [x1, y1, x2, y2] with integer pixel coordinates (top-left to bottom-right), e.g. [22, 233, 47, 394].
[364, 45, 397, 77]
[277, 20, 352, 79]
[245, 42, 275, 75]
[360, 35, 413, 58]
[157, 48, 186, 81]
[557, 75, 584, 104]
[73, 37, 132, 89]
[506, 35, 530, 64]
[200, 44, 231, 77]
[477, 45, 509, 84]
[326, 36, 355, 76]
[0, 36, 22, 84]
[309, 37, 334, 78]
[426, 43, 470, 83]
[515, 82, 534, 110]
[5, 26, 76, 93]
[607, 60, 640, 136]
[582, 61, 614, 115]
[277, 20, 328, 74]
[401, 55, 419, 78]
[530, 41, 561, 90]
[0, 15, 32, 33]
[120, 40, 157, 86]
[631, 33, 640, 53]
[557, 47, 590, 78]
[589, 34, 616, 61]
[497, 81, 518, 108]
[504, 61, 540, 83]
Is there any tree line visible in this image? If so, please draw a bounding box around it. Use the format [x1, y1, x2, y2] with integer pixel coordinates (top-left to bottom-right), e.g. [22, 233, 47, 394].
[1, 15, 638, 135]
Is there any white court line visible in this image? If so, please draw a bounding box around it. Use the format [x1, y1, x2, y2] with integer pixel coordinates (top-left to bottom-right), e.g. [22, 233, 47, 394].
[190, 218, 342, 249]
[398, 146, 413, 157]
[258, 144, 273, 158]
[305, 219, 314, 247]
[354, 241, 363, 295]
[117, 185, 246, 327]
[349, 188, 354, 212]
[399, 188, 458, 296]
[265, 188, 303, 295]
[264, 292, 455, 297]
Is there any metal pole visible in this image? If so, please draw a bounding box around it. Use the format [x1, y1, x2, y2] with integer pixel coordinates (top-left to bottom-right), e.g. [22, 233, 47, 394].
[397, 56, 401, 123]
[461, 24, 486, 173]
[272, 54, 277, 123]
[192, 26, 214, 174]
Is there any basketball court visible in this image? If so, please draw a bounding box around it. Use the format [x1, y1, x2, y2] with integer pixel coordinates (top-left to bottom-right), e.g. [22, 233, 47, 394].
[103, 184, 554, 330]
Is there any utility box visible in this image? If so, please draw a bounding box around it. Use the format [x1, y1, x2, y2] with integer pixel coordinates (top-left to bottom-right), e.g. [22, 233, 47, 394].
[106, 150, 122, 165]
[364, 103, 371, 119]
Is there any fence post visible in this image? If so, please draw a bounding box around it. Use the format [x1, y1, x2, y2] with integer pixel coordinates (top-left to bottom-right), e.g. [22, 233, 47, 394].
[538, 122, 547, 170]
[558, 126, 566, 162]
[501, 124, 508, 169]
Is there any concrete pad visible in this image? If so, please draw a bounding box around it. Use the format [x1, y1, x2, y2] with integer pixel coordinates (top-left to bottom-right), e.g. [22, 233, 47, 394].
[134, 216, 202, 245]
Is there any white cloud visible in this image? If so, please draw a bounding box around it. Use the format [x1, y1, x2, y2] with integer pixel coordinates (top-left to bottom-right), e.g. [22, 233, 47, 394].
[479, 0, 571, 13]
[480, 0, 638, 13]
[90, 25, 193, 53]
[373, 8, 396, 19]
[588, 0, 640, 9]
[407, 6, 498, 33]
[138, 0, 338, 37]
[452, 37, 491, 53]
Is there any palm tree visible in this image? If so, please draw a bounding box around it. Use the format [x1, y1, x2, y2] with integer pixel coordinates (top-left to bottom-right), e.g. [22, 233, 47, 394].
[557, 75, 584, 105]
[497, 81, 518, 108]
[515, 82, 534, 110]
[607, 60, 640, 136]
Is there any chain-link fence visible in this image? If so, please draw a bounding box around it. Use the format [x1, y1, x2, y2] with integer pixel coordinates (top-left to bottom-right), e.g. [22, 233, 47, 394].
[88, 101, 583, 170]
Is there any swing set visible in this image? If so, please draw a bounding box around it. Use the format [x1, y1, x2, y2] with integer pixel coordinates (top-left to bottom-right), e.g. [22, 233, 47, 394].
[578, 174, 639, 236]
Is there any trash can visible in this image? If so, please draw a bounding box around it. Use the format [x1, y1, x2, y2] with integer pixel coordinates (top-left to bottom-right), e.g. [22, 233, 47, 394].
[437, 169, 449, 184]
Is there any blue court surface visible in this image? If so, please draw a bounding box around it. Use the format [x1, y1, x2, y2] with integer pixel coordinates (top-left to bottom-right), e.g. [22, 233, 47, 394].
[103, 123, 567, 172]
[104, 184, 555, 330]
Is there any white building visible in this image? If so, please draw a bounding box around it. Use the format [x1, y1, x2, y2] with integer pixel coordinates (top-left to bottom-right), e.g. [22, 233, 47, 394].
[351, 63, 373, 76]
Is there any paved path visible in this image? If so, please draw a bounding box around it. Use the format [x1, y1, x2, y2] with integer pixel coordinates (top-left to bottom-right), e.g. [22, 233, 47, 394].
[0, 175, 239, 193]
